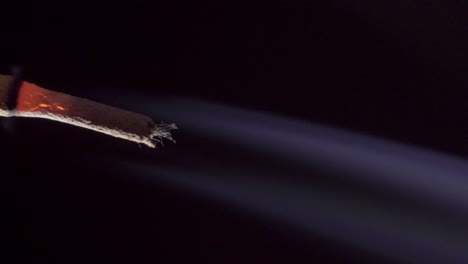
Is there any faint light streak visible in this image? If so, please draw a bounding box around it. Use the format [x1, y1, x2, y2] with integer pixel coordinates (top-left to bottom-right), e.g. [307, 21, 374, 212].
[112, 95, 468, 264]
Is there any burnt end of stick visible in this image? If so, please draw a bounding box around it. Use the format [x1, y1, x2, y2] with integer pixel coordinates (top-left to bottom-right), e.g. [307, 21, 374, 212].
[7, 72, 22, 110]
[0, 75, 15, 115]
[0, 73, 23, 112]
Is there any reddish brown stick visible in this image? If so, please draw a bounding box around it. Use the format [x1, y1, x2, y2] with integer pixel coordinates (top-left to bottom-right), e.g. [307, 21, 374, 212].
[0, 74, 176, 148]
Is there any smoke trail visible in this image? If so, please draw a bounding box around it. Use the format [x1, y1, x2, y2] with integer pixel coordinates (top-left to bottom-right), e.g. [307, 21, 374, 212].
[105, 95, 468, 263]
[121, 164, 468, 264]
[136, 97, 468, 215]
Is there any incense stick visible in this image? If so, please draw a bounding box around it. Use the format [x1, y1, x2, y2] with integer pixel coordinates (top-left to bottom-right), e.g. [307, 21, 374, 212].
[0, 74, 176, 148]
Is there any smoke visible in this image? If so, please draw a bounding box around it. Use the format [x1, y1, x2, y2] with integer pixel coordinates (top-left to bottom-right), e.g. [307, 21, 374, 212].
[139, 97, 468, 213]
[110, 96, 468, 263]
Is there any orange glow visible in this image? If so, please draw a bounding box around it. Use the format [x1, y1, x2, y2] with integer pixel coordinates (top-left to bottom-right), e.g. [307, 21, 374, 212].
[17, 82, 68, 113]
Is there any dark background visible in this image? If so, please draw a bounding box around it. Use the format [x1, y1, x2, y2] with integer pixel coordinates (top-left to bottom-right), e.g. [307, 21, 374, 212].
[1, 1, 468, 263]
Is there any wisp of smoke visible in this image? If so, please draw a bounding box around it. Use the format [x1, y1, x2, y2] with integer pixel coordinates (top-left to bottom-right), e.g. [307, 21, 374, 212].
[107, 96, 468, 264]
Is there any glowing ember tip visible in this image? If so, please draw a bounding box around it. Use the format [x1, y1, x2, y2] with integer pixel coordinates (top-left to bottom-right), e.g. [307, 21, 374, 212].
[0, 74, 176, 148]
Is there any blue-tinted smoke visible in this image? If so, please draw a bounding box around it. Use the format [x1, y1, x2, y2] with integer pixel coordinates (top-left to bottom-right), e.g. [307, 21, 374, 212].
[104, 96, 468, 263]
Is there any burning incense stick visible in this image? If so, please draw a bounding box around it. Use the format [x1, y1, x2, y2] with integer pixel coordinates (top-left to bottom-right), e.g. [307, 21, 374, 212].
[0, 74, 176, 148]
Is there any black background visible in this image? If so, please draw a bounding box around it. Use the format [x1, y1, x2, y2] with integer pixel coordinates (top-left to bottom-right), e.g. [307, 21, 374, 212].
[1, 1, 468, 263]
